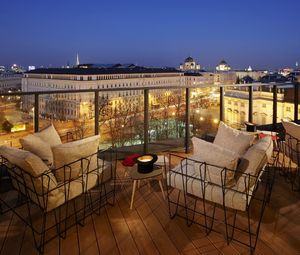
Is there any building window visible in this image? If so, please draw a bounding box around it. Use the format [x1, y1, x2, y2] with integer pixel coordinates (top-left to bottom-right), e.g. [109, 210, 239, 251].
[286, 107, 291, 112]
[262, 103, 266, 108]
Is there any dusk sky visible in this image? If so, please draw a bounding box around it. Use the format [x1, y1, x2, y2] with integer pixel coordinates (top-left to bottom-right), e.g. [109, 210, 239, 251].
[1, 0, 300, 70]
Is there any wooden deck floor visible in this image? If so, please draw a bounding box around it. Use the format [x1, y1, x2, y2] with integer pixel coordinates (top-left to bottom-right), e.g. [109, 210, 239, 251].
[0, 164, 300, 255]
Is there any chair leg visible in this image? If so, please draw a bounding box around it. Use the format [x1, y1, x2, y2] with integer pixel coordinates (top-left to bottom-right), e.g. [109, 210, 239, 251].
[158, 180, 165, 200]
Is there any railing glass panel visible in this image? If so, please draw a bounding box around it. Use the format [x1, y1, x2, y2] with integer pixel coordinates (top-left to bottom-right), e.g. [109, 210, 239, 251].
[0, 94, 34, 147]
[190, 87, 220, 138]
[148, 88, 185, 152]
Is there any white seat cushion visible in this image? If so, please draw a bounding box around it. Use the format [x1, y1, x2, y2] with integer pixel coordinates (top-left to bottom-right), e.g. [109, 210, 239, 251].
[214, 121, 255, 156]
[167, 162, 249, 211]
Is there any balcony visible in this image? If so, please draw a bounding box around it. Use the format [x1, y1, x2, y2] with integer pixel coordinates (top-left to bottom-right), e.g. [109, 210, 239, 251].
[0, 82, 299, 255]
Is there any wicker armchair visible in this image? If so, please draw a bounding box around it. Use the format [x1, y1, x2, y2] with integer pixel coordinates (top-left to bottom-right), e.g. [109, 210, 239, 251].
[278, 121, 300, 191]
[0, 148, 116, 254]
[166, 137, 277, 253]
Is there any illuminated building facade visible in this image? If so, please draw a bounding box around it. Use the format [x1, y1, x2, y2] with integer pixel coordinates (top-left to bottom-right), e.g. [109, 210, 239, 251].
[216, 60, 231, 71]
[179, 57, 201, 71]
[0, 73, 23, 92]
[22, 65, 185, 120]
[224, 85, 300, 127]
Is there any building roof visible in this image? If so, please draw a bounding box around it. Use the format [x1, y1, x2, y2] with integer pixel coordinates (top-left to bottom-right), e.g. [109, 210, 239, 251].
[185, 56, 194, 63]
[25, 65, 182, 75]
[184, 72, 203, 76]
[219, 60, 228, 65]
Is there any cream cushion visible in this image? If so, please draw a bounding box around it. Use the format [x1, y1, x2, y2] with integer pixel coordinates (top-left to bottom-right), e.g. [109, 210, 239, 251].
[20, 134, 53, 166]
[236, 136, 273, 191]
[282, 120, 300, 163]
[0, 146, 62, 211]
[214, 121, 255, 156]
[282, 120, 300, 140]
[191, 137, 239, 186]
[52, 135, 100, 182]
[168, 162, 249, 211]
[35, 124, 62, 147]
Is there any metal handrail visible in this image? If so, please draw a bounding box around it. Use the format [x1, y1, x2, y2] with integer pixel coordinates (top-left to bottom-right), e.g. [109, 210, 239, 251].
[0, 81, 298, 153]
[0, 81, 293, 96]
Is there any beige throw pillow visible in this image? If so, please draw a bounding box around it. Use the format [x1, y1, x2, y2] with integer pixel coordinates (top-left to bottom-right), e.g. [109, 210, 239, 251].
[20, 134, 53, 166]
[35, 124, 62, 147]
[282, 120, 300, 140]
[236, 136, 273, 191]
[52, 135, 100, 182]
[0, 146, 58, 198]
[191, 137, 239, 186]
[282, 120, 300, 163]
[214, 121, 255, 156]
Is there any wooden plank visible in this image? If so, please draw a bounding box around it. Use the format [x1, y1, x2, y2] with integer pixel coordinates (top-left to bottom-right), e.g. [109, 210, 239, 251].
[144, 185, 202, 255]
[91, 209, 120, 255]
[130, 184, 180, 255]
[59, 224, 81, 255]
[77, 216, 99, 254]
[116, 190, 160, 255]
[105, 202, 139, 255]
[1, 214, 28, 255]
[0, 211, 14, 253]
[19, 225, 39, 255]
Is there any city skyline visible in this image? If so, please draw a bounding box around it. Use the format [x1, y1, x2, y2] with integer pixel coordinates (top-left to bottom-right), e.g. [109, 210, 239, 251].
[1, 0, 300, 70]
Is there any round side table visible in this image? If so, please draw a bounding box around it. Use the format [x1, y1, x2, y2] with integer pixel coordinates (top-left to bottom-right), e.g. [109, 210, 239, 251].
[128, 164, 165, 209]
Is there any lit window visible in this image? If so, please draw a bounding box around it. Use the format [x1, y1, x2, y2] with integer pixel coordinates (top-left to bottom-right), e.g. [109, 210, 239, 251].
[286, 107, 291, 112]
[262, 103, 266, 108]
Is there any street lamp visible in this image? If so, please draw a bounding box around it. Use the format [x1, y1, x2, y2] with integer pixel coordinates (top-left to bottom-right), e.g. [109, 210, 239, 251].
[32, 107, 35, 130]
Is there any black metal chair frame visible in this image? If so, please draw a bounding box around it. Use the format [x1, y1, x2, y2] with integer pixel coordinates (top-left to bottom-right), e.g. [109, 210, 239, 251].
[0, 148, 117, 254]
[278, 132, 300, 192]
[166, 152, 276, 254]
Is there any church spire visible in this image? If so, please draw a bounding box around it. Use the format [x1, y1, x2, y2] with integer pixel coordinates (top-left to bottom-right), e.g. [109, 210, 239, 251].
[76, 53, 80, 66]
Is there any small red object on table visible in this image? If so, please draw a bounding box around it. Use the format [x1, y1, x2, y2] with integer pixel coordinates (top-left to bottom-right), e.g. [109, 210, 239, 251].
[122, 154, 141, 167]
[258, 132, 278, 141]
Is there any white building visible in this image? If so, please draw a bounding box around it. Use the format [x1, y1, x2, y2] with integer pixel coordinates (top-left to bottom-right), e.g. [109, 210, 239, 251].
[179, 57, 200, 71]
[0, 73, 23, 92]
[216, 60, 231, 71]
[224, 85, 300, 127]
[22, 65, 186, 120]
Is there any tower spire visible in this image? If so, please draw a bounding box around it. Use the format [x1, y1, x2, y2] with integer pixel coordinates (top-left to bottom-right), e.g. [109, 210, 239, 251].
[76, 53, 80, 66]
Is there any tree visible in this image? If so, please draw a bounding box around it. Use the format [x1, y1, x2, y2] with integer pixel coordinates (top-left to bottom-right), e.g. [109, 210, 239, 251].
[2, 119, 13, 133]
[73, 115, 88, 139]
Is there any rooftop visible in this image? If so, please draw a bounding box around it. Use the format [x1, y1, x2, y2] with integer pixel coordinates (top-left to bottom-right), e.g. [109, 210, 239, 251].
[25, 65, 182, 75]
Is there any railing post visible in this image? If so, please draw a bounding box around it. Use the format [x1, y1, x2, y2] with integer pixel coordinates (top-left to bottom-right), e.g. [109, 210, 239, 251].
[94, 91, 99, 135]
[144, 89, 149, 154]
[220, 86, 224, 122]
[248, 85, 253, 123]
[34, 94, 39, 132]
[294, 82, 299, 122]
[185, 88, 190, 153]
[272, 85, 278, 130]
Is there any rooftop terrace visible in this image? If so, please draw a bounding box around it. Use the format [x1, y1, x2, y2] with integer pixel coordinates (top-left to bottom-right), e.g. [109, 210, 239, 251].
[0, 81, 299, 254]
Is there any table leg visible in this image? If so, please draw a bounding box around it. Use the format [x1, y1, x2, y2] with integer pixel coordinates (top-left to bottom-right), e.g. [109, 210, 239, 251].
[130, 180, 137, 210]
[158, 180, 165, 200]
